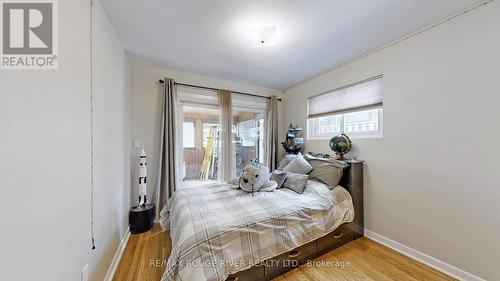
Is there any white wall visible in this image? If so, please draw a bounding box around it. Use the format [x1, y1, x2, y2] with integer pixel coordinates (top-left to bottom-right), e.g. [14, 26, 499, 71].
[130, 62, 283, 202]
[89, 1, 131, 281]
[0, 0, 91, 280]
[0, 1, 131, 280]
[283, 2, 500, 280]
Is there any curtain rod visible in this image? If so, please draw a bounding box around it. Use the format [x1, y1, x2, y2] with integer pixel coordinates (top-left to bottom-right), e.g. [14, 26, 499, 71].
[158, 80, 282, 102]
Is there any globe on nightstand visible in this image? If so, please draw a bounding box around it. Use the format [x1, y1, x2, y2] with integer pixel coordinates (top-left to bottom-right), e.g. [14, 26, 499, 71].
[329, 134, 352, 159]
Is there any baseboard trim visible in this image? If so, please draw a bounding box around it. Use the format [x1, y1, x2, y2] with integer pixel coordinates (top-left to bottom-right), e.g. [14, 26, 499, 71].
[364, 229, 485, 281]
[103, 227, 131, 281]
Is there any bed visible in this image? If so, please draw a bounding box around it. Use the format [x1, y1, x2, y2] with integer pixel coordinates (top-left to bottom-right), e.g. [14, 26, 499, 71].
[159, 160, 364, 281]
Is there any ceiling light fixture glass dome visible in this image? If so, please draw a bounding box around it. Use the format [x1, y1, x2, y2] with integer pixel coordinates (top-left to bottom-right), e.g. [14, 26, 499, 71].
[246, 25, 277, 46]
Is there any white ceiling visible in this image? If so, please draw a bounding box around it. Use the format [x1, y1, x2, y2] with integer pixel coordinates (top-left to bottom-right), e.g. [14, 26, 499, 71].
[101, 0, 483, 90]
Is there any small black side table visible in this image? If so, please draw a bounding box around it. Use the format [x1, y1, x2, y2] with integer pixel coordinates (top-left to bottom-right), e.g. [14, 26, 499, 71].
[129, 203, 155, 234]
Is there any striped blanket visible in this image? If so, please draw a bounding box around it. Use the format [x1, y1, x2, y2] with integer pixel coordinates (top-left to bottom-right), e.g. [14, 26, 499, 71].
[159, 180, 354, 281]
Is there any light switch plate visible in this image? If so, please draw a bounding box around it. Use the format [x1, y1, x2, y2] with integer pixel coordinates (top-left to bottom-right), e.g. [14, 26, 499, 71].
[81, 264, 88, 281]
[133, 139, 142, 148]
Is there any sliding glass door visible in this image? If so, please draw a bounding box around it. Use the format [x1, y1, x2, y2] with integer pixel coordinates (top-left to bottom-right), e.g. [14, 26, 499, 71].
[181, 105, 220, 188]
[177, 87, 268, 188]
[233, 110, 265, 176]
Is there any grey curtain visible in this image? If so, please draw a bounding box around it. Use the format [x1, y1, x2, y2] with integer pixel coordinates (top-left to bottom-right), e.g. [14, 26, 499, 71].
[217, 90, 236, 182]
[154, 78, 179, 215]
[265, 96, 279, 170]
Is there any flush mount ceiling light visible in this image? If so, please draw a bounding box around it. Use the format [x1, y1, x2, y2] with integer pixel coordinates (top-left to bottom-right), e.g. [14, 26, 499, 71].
[246, 25, 277, 46]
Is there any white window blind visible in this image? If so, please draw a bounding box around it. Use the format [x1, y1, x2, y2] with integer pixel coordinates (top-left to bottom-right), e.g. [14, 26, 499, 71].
[308, 76, 383, 118]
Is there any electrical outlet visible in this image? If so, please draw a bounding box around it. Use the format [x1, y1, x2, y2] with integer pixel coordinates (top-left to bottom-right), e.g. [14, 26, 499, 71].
[81, 264, 88, 281]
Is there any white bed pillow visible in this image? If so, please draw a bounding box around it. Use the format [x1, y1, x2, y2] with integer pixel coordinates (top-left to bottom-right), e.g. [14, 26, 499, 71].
[282, 153, 313, 175]
[307, 159, 347, 188]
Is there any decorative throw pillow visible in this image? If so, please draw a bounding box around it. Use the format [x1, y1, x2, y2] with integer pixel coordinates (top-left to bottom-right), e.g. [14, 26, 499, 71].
[270, 170, 287, 188]
[283, 153, 313, 174]
[276, 154, 297, 170]
[307, 158, 347, 188]
[282, 172, 309, 194]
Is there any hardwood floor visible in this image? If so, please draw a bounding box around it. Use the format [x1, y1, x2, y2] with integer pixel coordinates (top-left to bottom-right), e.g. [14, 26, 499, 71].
[113, 224, 455, 281]
[113, 224, 171, 281]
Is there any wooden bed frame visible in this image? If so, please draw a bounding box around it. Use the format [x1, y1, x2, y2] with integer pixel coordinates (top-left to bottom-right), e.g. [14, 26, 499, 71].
[226, 160, 364, 281]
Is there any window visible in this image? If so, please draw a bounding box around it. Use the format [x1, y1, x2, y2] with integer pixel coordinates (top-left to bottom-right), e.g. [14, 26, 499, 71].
[308, 76, 383, 139]
[183, 121, 195, 148]
[202, 123, 218, 147]
[308, 108, 382, 139]
[344, 108, 380, 133]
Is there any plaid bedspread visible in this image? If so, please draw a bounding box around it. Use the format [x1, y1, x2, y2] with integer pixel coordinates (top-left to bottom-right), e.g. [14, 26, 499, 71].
[159, 180, 354, 281]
